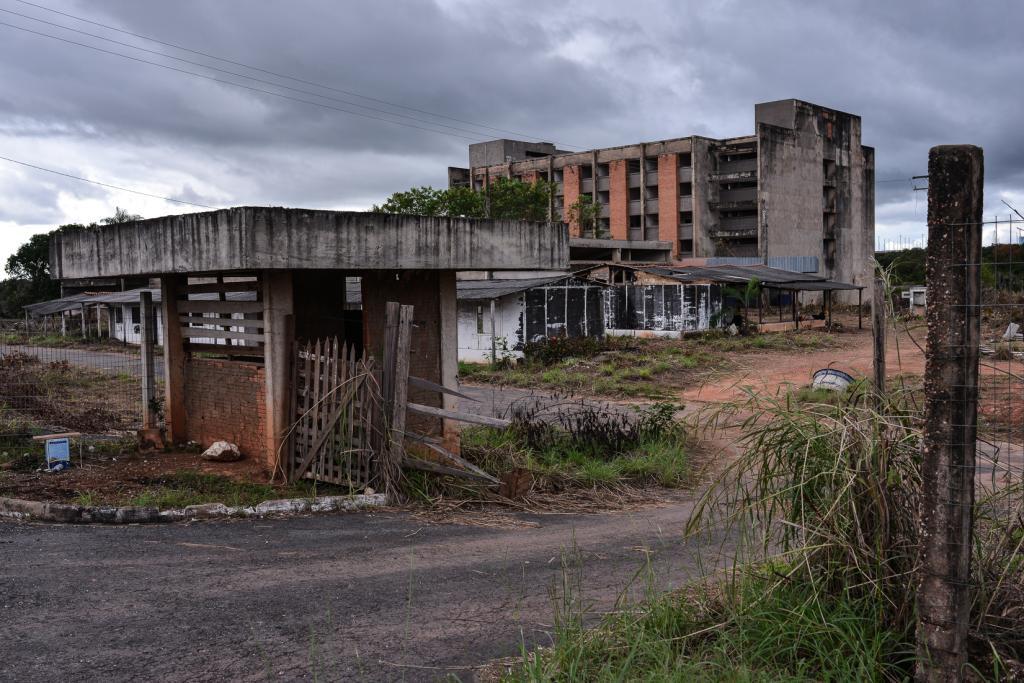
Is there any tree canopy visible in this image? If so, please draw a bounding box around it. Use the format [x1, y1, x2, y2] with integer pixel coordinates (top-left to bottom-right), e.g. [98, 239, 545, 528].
[373, 177, 554, 222]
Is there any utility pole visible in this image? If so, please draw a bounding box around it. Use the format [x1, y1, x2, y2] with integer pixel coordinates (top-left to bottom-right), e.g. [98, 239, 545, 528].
[915, 145, 983, 682]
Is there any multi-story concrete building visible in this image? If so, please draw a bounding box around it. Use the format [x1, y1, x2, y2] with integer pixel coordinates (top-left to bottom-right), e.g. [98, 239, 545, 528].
[449, 99, 874, 299]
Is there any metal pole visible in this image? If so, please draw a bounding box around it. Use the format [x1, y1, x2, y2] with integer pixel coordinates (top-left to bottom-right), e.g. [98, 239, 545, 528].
[915, 145, 983, 682]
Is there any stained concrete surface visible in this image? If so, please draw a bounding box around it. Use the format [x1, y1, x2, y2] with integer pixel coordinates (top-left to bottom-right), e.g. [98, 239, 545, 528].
[0, 498, 734, 682]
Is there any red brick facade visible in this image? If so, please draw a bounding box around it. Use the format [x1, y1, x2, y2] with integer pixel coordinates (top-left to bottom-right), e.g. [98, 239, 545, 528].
[183, 358, 267, 464]
[658, 153, 680, 256]
[562, 165, 581, 237]
[609, 160, 629, 240]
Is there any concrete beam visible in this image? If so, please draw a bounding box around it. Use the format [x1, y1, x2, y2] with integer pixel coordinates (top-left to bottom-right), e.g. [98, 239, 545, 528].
[50, 207, 570, 280]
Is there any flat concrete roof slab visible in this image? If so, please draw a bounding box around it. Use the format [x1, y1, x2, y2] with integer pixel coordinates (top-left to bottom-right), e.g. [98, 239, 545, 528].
[50, 207, 569, 279]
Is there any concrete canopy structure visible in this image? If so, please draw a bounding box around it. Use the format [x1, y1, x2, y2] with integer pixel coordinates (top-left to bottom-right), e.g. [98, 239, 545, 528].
[50, 207, 569, 477]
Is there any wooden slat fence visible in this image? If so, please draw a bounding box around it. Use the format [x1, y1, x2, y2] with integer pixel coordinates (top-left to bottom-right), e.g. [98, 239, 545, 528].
[288, 337, 382, 488]
[179, 276, 264, 358]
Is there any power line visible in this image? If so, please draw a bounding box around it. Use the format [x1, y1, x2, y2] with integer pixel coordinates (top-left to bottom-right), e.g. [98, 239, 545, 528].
[0, 154, 219, 209]
[11, 0, 575, 148]
[0, 6, 512, 143]
[0, 19, 486, 142]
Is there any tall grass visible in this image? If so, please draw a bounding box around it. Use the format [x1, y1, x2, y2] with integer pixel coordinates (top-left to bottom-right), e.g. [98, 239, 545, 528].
[514, 390, 1023, 680]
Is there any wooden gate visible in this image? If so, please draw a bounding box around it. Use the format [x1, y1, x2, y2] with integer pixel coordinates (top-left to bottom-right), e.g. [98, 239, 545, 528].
[288, 337, 383, 488]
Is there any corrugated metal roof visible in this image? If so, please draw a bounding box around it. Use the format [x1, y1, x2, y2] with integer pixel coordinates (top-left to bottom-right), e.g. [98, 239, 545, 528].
[457, 275, 570, 300]
[706, 255, 820, 273]
[630, 264, 861, 290]
[24, 288, 257, 317]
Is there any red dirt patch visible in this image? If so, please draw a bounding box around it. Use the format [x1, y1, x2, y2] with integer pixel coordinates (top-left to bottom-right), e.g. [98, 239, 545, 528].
[0, 450, 273, 505]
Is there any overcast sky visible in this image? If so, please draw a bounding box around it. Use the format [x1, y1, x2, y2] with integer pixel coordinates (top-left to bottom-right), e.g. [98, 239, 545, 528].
[1, 0, 1023, 268]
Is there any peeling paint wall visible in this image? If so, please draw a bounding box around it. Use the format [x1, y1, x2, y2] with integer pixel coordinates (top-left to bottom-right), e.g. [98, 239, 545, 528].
[604, 283, 723, 334]
[523, 277, 605, 343]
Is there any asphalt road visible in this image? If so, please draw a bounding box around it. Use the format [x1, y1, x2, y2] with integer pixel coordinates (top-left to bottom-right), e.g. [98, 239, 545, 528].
[0, 498, 733, 682]
[3, 344, 163, 379]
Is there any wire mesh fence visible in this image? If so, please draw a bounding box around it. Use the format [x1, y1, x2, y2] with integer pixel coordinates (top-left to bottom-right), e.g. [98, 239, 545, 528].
[0, 317, 150, 454]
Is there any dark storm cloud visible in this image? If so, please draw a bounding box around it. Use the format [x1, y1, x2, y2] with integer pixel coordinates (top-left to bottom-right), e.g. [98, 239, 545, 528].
[0, 0, 1022, 260]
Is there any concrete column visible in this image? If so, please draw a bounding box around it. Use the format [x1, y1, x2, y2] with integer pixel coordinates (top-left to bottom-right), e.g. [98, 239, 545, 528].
[262, 270, 295, 475]
[160, 275, 187, 444]
[439, 270, 460, 454]
[79, 303, 87, 337]
[139, 291, 156, 429]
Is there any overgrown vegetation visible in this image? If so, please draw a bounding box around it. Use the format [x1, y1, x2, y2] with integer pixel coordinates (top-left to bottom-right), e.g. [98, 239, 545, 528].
[0, 351, 138, 434]
[373, 177, 553, 221]
[877, 244, 1024, 290]
[402, 400, 692, 505]
[512, 391, 1024, 680]
[460, 331, 839, 399]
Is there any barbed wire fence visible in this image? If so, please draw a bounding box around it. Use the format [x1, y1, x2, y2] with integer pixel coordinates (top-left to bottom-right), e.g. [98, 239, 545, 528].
[916, 146, 1024, 679]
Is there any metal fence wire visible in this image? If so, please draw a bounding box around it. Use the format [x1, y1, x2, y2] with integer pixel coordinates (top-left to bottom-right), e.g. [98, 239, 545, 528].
[974, 221, 1024, 500]
[0, 317, 147, 452]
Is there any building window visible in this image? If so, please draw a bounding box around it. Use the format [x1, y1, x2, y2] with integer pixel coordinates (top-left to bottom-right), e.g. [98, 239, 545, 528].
[680, 182, 693, 197]
[646, 185, 659, 200]
[580, 164, 593, 180]
[627, 159, 641, 174]
[680, 211, 693, 225]
[554, 168, 564, 183]
[476, 306, 485, 334]
[130, 306, 140, 324]
[629, 215, 642, 229]
[114, 307, 123, 324]
[680, 239, 694, 257]
[629, 187, 641, 201]
[598, 190, 610, 204]
[644, 156, 658, 172]
[597, 162, 609, 177]
[679, 153, 692, 168]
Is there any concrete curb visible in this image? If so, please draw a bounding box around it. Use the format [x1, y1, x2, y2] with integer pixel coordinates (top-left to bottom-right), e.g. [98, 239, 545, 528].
[0, 493, 387, 524]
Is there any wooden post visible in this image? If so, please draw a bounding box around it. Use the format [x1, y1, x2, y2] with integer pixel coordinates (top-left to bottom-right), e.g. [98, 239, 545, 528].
[160, 276, 187, 444]
[858, 287, 864, 329]
[916, 145, 983, 682]
[140, 291, 157, 429]
[263, 271, 295, 477]
[872, 276, 886, 406]
[79, 303, 87, 338]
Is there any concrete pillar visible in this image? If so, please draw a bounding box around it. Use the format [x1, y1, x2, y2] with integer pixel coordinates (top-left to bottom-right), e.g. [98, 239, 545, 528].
[262, 270, 294, 475]
[160, 276, 187, 444]
[438, 270, 460, 454]
[139, 291, 156, 429]
[609, 159, 629, 241]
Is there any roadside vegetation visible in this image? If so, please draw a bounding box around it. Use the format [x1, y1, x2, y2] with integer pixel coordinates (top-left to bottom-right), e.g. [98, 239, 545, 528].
[460, 331, 841, 399]
[401, 400, 694, 507]
[511, 389, 1024, 680]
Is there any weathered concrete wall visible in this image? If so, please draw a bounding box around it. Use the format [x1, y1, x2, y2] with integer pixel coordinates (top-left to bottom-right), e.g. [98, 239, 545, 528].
[522, 277, 605, 343]
[51, 208, 569, 279]
[757, 121, 823, 265]
[183, 359, 267, 462]
[691, 137, 718, 258]
[457, 294, 525, 364]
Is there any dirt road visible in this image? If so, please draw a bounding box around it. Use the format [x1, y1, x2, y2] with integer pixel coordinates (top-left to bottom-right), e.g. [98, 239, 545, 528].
[0, 497, 734, 682]
[682, 322, 927, 403]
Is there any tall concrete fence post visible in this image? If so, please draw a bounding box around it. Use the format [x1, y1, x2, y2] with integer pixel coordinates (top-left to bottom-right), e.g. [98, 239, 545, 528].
[872, 275, 886, 406]
[915, 145, 983, 682]
[139, 291, 156, 429]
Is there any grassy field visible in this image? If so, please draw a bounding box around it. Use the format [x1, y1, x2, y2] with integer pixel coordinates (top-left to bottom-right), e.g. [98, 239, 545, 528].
[460, 331, 840, 400]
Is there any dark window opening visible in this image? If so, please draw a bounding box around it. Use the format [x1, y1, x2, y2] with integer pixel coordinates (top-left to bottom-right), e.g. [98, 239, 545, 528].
[629, 187, 641, 201]
[680, 182, 693, 196]
[580, 164, 593, 180]
[627, 159, 641, 174]
[680, 239, 694, 257]
[678, 153, 692, 167]
[597, 163, 609, 177]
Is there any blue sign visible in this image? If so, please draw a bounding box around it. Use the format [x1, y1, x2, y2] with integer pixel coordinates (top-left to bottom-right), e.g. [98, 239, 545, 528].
[45, 438, 71, 466]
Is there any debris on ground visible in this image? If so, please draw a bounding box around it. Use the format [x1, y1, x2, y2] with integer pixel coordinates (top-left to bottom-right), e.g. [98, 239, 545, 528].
[200, 441, 243, 462]
[811, 367, 855, 391]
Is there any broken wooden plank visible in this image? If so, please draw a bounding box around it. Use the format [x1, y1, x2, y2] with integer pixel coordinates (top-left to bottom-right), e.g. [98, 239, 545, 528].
[406, 402, 511, 429]
[403, 457, 499, 484]
[408, 375, 479, 401]
[407, 440, 500, 484]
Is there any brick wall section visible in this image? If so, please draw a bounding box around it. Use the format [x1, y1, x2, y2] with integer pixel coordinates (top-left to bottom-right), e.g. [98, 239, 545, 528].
[562, 165, 581, 236]
[361, 271, 444, 436]
[183, 358, 267, 464]
[609, 159, 629, 240]
[658, 153, 680, 256]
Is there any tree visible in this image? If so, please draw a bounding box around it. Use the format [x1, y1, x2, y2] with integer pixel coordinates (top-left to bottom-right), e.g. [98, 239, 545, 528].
[373, 178, 552, 221]
[566, 193, 602, 237]
[101, 207, 142, 225]
[485, 177, 553, 222]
